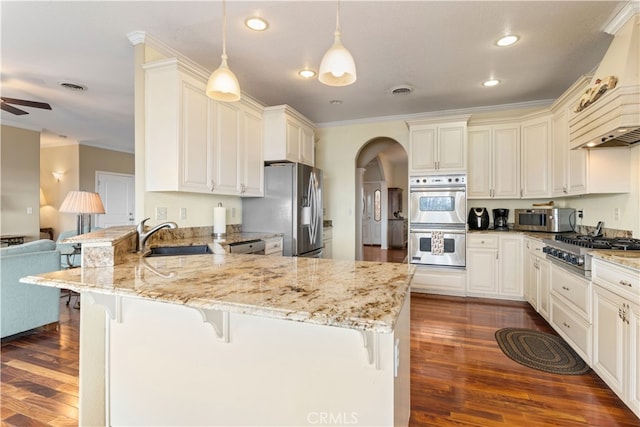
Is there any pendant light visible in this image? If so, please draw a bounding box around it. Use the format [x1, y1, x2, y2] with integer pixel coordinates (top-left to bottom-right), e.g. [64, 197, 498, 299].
[318, 0, 357, 86]
[206, 0, 241, 102]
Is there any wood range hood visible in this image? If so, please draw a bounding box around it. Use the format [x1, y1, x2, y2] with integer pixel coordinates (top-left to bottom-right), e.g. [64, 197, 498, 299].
[569, 11, 640, 149]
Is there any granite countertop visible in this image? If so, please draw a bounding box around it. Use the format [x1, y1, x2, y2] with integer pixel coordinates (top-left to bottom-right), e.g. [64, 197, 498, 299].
[467, 229, 558, 241]
[21, 249, 415, 333]
[590, 250, 640, 271]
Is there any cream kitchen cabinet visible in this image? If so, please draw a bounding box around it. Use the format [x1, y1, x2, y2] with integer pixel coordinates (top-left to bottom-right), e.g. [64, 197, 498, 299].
[467, 123, 520, 199]
[144, 58, 263, 196]
[263, 236, 283, 256]
[549, 265, 592, 364]
[406, 116, 469, 174]
[524, 237, 551, 320]
[322, 227, 333, 259]
[263, 105, 316, 166]
[550, 75, 630, 197]
[467, 233, 523, 300]
[210, 101, 264, 196]
[144, 58, 212, 193]
[520, 114, 552, 198]
[592, 258, 640, 418]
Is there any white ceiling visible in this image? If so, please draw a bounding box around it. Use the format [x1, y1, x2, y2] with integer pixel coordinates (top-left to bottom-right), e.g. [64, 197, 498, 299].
[0, 1, 628, 154]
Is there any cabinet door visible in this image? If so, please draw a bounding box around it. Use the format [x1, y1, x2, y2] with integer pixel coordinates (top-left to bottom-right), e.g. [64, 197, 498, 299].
[568, 149, 587, 195]
[211, 102, 241, 195]
[240, 107, 264, 196]
[492, 126, 520, 198]
[592, 285, 625, 398]
[629, 301, 640, 417]
[285, 118, 301, 163]
[525, 253, 538, 308]
[299, 125, 315, 166]
[499, 236, 523, 298]
[410, 127, 437, 172]
[179, 79, 211, 192]
[551, 109, 569, 196]
[521, 116, 551, 198]
[538, 258, 551, 321]
[467, 249, 498, 295]
[437, 124, 466, 171]
[467, 128, 492, 198]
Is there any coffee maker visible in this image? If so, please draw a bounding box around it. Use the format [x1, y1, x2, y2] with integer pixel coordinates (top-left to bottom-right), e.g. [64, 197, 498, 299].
[493, 208, 509, 231]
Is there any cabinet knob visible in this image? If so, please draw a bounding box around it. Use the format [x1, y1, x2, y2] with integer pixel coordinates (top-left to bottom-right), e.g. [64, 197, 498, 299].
[561, 286, 570, 291]
[620, 280, 632, 287]
[562, 321, 571, 329]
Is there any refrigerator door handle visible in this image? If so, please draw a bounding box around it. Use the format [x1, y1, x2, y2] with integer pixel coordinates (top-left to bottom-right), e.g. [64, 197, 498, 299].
[307, 171, 320, 244]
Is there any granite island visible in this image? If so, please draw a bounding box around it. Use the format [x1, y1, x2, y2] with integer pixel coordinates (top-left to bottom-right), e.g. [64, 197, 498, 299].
[21, 228, 415, 426]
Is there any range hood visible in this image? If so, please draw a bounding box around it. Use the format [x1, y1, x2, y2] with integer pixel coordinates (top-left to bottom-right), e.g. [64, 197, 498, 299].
[570, 12, 640, 149]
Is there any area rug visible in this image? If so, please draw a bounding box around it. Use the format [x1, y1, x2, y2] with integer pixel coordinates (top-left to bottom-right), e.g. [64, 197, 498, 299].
[495, 328, 590, 375]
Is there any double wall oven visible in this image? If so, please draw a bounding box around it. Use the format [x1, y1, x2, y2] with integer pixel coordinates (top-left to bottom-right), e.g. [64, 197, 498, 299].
[409, 175, 466, 268]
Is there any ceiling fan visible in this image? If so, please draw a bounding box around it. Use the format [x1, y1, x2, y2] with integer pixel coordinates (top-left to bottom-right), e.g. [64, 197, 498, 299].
[1, 97, 52, 115]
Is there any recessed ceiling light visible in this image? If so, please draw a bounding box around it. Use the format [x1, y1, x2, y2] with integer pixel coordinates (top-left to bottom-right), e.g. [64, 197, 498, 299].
[298, 69, 316, 79]
[245, 17, 268, 31]
[330, 100, 343, 105]
[483, 79, 500, 87]
[496, 35, 519, 47]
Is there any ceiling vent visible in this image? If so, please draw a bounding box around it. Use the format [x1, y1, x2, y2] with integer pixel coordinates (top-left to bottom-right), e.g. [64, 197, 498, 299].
[390, 85, 413, 95]
[59, 81, 87, 92]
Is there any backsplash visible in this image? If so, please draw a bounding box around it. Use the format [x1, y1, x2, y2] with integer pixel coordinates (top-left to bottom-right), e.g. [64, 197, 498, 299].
[575, 225, 632, 238]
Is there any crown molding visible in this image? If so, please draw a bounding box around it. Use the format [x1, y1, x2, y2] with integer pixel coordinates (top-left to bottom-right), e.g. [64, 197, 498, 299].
[602, 2, 639, 35]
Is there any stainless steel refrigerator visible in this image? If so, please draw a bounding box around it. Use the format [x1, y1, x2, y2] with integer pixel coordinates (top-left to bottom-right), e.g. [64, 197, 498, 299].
[242, 163, 323, 257]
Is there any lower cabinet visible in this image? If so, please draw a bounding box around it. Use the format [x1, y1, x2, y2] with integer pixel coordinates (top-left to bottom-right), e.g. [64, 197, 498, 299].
[592, 258, 640, 418]
[524, 238, 551, 320]
[411, 265, 466, 296]
[467, 233, 523, 300]
[549, 265, 592, 364]
[322, 228, 332, 259]
[263, 236, 283, 256]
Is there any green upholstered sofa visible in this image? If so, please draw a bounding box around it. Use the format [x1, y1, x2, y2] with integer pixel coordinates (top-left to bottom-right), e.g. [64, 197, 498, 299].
[1, 239, 61, 338]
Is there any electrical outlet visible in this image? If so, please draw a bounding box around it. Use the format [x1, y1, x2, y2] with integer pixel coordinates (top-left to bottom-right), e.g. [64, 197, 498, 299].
[614, 207, 620, 221]
[577, 210, 584, 219]
[180, 207, 187, 220]
[26, 207, 33, 214]
[155, 207, 167, 220]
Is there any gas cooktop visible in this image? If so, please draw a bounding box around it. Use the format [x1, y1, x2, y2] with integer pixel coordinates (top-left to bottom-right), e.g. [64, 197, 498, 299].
[554, 234, 640, 251]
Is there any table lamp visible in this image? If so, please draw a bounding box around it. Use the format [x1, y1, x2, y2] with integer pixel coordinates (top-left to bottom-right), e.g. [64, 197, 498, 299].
[59, 191, 105, 235]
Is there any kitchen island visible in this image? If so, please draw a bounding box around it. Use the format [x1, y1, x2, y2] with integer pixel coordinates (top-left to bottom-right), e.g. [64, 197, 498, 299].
[21, 229, 414, 426]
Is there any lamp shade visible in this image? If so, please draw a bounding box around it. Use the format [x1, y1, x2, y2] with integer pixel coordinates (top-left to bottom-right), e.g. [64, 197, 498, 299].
[319, 30, 357, 86]
[59, 191, 105, 214]
[206, 55, 241, 102]
[39, 188, 47, 206]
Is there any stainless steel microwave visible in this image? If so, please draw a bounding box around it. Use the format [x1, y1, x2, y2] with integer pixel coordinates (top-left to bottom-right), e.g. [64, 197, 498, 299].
[514, 208, 575, 232]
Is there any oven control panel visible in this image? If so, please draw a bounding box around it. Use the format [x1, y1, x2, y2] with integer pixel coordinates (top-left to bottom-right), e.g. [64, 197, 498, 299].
[410, 175, 466, 186]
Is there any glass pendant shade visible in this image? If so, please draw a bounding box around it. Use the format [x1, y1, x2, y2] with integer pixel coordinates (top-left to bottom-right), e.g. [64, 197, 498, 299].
[318, 30, 357, 86]
[206, 54, 241, 102]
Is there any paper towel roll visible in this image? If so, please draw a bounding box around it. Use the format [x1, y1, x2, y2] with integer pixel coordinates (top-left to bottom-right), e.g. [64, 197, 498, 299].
[214, 206, 226, 236]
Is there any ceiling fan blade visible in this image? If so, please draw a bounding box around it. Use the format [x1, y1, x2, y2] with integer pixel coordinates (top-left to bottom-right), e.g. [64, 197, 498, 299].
[1, 102, 28, 115]
[1, 97, 52, 110]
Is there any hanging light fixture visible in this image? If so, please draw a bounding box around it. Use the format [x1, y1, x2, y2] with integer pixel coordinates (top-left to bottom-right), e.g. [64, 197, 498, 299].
[206, 0, 241, 102]
[318, 0, 357, 87]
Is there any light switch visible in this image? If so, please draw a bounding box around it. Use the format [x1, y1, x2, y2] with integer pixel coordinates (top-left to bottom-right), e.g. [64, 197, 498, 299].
[180, 208, 187, 220]
[156, 207, 167, 220]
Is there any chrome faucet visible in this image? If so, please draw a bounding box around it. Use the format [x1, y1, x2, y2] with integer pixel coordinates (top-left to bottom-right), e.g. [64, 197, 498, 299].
[136, 218, 178, 252]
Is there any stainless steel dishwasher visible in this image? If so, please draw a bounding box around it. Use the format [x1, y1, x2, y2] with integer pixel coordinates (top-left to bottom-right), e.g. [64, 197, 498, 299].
[227, 239, 266, 255]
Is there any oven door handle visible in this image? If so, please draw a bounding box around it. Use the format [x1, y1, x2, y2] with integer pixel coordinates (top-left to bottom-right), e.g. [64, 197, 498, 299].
[410, 187, 466, 192]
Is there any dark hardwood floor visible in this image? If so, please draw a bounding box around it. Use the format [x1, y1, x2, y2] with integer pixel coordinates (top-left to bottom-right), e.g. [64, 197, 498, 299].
[2, 293, 638, 426]
[363, 244, 408, 263]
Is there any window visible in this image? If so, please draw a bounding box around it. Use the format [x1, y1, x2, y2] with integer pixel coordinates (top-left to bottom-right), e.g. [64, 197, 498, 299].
[374, 189, 381, 222]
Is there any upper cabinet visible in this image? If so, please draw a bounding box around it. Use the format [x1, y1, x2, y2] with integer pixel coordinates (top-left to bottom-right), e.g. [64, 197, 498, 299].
[144, 58, 264, 196]
[263, 105, 316, 166]
[520, 114, 552, 199]
[468, 123, 520, 199]
[551, 75, 630, 196]
[407, 116, 469, 174]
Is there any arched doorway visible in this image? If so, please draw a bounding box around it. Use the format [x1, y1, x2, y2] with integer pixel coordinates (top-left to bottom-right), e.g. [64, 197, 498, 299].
[355, 137, 408, 262]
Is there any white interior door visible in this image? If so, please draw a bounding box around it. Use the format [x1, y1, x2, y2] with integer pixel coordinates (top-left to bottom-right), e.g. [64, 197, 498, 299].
[362, 182, 382, 245]
[96, 172, 135, 228]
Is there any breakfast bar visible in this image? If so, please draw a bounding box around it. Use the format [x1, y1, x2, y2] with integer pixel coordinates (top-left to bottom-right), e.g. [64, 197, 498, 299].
[20, 229, 414, 426]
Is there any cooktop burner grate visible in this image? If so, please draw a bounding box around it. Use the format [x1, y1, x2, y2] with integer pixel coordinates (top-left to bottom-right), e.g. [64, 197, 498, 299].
[554, 234, 640, 250]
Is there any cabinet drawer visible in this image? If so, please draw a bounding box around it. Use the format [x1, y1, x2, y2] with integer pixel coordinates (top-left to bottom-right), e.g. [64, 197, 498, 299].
[527, 238, 546, 258]
[551, 297, 592, 364]
[263, 237, 283, 256]
[592, 258, 639, 299]
[467, 234, 498, 249]
[551, 266, 590, 319]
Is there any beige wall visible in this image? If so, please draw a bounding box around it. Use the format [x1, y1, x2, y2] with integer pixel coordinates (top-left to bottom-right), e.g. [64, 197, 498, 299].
[317, 121, 640, 261]
[40, 144, 80, 238]
[1, 126, 41, 241]
[79, 145, 134, 192]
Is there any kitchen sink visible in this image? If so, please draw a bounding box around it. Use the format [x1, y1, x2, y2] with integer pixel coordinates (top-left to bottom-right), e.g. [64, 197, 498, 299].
[145, 245, 212, 257]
